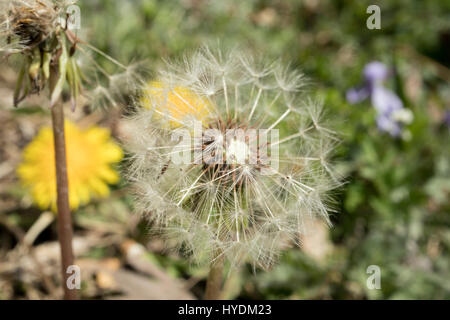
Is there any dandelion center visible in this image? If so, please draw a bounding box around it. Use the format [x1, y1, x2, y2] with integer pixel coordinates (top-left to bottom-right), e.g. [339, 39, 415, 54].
[226, 138, 249, 164]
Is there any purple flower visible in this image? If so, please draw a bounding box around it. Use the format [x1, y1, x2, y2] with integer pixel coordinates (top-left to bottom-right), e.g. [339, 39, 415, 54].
[347, 61, 412, 137]
[346, 62, 392, 103]
[371, 85, 403, 114]
[363, 61, 390, 85]
[444, 110, 450, 128]
[346, 86, 370, 104]
[376, 114, 402, 137]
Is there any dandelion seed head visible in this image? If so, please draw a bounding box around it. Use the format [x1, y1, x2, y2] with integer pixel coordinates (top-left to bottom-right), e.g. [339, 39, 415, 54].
[123, 47, 341, 269]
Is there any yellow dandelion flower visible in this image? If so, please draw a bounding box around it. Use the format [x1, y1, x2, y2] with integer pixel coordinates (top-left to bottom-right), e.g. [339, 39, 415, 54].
[141, 81, 211, 127]
[18, 121, 123, 211]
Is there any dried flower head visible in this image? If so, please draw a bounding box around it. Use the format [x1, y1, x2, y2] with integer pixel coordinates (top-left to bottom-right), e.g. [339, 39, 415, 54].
[18, 120, 123, 211]
[123, 47, 341, 269]
[0, 0, 143, 110]
[0, 0, 62, 53]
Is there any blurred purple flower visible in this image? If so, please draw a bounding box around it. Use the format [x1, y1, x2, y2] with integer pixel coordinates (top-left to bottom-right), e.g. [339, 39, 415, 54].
[444, 110, 450, 128]
[376, 113, 402, 137]
[346, 62, 391, 104]
[363, 61, 390, 84]
[347, 61, 413, 137]
[346, 86, 370, 104]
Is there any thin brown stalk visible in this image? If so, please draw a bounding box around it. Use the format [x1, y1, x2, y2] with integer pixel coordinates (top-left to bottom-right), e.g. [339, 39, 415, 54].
[50, 66, 78, 300]
[204, 250, 225, 300]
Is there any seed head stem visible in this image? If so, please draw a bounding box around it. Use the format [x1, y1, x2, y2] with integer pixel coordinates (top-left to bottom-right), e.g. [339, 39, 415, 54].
[204, 250, 225, 300]
[50, 65, 78, 300]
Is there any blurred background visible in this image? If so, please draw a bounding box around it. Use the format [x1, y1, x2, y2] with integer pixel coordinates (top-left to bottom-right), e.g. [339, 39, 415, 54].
[0, 0, 449, 299]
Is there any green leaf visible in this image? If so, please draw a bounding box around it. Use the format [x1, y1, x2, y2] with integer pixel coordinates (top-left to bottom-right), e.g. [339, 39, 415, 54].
[42, 52, 51, 80]
[13, 63, 27, 107]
